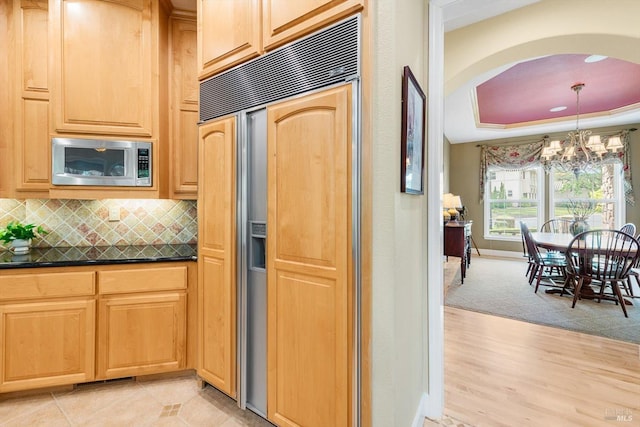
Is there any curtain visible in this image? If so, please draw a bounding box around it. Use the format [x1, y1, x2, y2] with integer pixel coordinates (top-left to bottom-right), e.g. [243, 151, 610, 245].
[479, 131, 634, 205]
[479, 140, 544, 202]
[618, 131, 634, 205]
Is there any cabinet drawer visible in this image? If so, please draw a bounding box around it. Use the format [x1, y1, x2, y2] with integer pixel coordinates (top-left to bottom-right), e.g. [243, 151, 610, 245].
[0, 272, 95, 301]
[98, 266, 188, 294]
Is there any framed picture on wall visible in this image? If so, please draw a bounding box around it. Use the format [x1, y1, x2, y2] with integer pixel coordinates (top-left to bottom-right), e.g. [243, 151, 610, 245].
[400, 65, 426, 194]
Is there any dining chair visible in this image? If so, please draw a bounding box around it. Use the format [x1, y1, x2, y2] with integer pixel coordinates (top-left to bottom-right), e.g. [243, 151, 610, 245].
[540, 218, 573, 234]
[539, 219, 573, 259]
[519, 221, 533, 278]
[619, 222, 637, 237]
[625, 233, 640, 298]
[563, 229, 639, 317]
[521, 222, 567, 293]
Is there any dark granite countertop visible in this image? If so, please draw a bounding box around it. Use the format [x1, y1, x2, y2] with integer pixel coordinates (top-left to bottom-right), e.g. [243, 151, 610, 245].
[0, 244, 197, 269]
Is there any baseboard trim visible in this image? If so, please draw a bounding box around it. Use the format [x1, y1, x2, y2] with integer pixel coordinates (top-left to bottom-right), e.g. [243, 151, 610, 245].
[412, 392, 428, 427]
[472, 249, 523, 260]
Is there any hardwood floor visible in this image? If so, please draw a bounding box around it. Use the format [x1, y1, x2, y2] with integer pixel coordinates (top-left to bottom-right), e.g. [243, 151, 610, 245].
[444, 306, 640, 427]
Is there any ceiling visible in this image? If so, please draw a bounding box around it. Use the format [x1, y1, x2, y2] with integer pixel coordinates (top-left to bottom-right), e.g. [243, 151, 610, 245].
[441, 1, 640, 144]
[475, 55, 640, 126]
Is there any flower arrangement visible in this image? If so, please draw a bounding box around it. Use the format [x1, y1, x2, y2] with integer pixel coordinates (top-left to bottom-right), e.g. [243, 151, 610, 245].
[0, 221, 48, 245]
[566, 199, 597, 220]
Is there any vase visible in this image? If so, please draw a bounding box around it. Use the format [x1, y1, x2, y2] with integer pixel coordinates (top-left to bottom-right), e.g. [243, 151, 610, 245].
[569, 219, 590, 237]
[10, 239, 31, 254]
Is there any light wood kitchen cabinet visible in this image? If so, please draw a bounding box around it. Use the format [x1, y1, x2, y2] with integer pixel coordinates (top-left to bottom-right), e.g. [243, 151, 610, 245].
[97, 293, 187, 379]
[197, 0, 261, 80]
[197, 117, 237, 397]
[169, 14, 198, 199]
[0, 2, 12, 198]
[266, 84, 353, 427]
[12, 0, 50, 196]
[0, 300, 96, 393]
[0, 270, 96, 393]
[197, 0, 363, 79]
[262, 0, 363, 50]
[51, 0, 160, 137]
[0, 261, 196, 394]
[96, 265, 189, 379]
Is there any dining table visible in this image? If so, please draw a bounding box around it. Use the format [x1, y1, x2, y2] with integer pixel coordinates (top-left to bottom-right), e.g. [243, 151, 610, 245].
[530, 231, 574, 252]
[530, 230, 636, 305]
[531, 231, 639, 255]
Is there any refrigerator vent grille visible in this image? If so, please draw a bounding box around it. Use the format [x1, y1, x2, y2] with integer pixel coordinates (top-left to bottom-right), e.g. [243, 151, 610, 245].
[199, 15, 360, 122]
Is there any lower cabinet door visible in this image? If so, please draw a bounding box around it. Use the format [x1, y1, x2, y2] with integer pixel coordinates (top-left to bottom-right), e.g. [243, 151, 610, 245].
[97, 292, 186, 379]
[0, 299, 96, 392]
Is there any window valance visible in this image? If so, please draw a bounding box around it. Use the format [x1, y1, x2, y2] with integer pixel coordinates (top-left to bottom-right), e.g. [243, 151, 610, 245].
[479, 131, 634, 205]
[479, 140, 544, 202]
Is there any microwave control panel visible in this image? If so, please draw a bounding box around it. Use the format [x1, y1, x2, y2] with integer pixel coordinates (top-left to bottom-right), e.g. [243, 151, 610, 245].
[137, 148, 151, 180]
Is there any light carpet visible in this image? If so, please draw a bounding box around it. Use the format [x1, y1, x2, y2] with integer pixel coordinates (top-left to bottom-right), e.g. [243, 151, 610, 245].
[444, 255, 640, 344]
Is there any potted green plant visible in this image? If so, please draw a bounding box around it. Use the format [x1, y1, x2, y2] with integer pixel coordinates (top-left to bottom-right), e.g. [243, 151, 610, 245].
[0, 221, 48, 253]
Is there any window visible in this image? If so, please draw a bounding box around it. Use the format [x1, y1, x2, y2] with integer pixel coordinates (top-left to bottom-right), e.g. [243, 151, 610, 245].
[550, 163, 625, 229]
[484, 166, 543, 240]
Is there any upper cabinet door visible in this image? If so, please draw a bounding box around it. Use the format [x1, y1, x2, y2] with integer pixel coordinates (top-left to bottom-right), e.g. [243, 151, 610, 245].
[197, 0, 261, 80]
[262, 0, 363, 50]
[13, 0, 50, 195]
[169, 15, 198, 199]
[52, 0, 154, 136]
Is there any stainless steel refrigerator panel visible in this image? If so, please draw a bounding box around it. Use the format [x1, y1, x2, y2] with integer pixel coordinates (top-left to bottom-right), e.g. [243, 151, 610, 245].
[244, 109, 268, 416]
[248, 112, 268, 224]
[246, 269, 267, 416]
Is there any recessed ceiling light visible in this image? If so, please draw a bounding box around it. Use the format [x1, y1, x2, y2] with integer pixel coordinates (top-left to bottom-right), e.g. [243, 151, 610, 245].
[584, 55, 608, 63]
[550, 106, 567, 112]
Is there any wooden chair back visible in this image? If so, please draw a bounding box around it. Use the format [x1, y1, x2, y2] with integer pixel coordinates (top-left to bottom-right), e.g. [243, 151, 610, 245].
[540, 218, 572, 234]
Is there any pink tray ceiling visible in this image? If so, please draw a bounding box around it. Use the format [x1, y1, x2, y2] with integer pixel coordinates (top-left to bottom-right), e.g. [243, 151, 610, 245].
[476, 54, 640, 126]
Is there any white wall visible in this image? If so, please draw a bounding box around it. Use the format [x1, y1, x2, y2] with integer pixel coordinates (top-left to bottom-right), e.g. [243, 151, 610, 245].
[370, 0, 429, 425]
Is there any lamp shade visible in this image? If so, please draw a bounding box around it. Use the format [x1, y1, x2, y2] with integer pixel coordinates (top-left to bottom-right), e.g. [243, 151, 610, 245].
[443, 194, 462, 209]
[548, 140, 562, 151]
[586, 135, 601, 148]
[606, 136, 623, 151]
[442, 193, 454, 209]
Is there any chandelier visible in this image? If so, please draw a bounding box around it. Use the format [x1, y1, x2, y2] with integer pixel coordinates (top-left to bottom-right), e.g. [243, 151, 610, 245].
[540, 83, 624, 174]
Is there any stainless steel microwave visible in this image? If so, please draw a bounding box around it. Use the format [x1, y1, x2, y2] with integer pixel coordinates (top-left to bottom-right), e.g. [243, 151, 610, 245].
[52, 137, 152, 187]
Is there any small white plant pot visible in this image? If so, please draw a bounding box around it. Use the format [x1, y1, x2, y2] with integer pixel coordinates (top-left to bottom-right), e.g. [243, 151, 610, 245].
[10, 239, 31, 254]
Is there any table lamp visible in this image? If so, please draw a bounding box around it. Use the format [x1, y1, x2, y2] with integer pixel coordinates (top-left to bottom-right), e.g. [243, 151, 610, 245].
[442, 193, 453, 223]
[444, 194, 462, 221]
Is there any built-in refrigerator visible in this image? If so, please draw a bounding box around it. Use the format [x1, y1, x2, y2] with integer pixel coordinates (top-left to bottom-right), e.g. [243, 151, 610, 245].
[200, 14, 362, 426]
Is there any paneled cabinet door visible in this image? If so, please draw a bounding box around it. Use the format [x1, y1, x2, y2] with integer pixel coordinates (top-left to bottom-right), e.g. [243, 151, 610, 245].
[267, 84, 353, 427]
[197, 117, 237, 397]
[13, 0, 50, 195]
[197, 0, 261, 79]
[96, 292, 187, 379]
[0, 299, 96, 393]
[170, 15, 198, 199]
[262, 0, 363, 50]
[51, 0, 154, 136]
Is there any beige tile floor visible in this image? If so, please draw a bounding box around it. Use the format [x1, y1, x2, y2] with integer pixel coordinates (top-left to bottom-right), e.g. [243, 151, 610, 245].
[0, 372, 471, 426]
[0, 374, 274, 426]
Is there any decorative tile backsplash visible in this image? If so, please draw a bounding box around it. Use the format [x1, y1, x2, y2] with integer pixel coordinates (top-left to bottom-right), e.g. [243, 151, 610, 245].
[0, 199, 197, 248]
